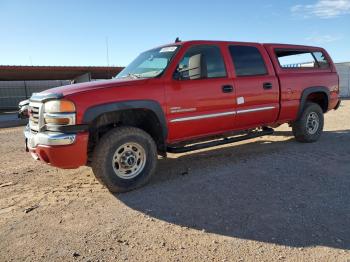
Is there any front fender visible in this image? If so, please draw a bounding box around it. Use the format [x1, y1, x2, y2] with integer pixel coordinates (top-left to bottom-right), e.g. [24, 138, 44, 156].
[82, 99, 168, 139]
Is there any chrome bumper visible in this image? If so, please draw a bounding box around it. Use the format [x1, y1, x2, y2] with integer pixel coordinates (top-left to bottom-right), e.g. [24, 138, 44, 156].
[24, 125, 76, 149]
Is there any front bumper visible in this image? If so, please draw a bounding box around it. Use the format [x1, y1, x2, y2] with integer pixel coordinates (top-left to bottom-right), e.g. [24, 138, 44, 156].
[24, 125, 89, 169]
[24, 126, 77, 148]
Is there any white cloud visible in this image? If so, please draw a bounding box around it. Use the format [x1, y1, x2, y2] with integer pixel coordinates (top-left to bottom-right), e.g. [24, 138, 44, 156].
[306, 34, 343, 43]
[291, 0, 350, 19]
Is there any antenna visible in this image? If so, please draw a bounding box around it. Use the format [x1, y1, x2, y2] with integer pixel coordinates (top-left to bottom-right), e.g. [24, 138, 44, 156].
[105, 37, 111, 78]
[175, 37, 181, 43]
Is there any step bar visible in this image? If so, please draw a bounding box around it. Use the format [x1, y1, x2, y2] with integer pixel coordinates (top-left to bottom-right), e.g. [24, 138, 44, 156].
[167, 128, 274, 154]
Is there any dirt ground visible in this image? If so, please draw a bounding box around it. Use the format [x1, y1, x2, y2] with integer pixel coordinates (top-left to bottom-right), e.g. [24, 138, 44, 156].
[0, 101, 350, 262]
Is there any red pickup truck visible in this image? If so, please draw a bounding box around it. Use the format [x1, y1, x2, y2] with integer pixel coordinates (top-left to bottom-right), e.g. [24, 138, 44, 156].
[24, 40, 341, 192]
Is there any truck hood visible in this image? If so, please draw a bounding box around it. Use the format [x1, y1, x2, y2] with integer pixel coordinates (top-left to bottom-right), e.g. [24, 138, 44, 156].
[40, 78, 148, 97]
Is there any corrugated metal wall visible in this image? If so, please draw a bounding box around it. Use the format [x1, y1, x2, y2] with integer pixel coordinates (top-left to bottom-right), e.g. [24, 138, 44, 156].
[335, 63, 350, 97]
[0, 80, 70, 110]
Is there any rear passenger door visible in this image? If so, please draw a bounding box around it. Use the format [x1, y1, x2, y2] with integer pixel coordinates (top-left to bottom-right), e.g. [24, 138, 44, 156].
[228, 44, 280, 129]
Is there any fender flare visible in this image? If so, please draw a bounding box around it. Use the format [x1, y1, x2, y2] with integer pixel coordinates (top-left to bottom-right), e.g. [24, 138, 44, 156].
[82, 100, 168, 139]
[297, 86, 330, 119]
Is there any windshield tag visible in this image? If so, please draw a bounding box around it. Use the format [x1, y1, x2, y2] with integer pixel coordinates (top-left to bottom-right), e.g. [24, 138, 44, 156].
[160, 46, 177, 53]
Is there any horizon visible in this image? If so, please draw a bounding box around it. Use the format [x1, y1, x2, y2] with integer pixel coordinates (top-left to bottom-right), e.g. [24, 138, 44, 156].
[1, 0, 349, 67]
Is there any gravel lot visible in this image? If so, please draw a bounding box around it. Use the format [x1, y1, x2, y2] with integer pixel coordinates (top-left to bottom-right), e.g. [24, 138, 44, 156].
[0, 100, 349, 262]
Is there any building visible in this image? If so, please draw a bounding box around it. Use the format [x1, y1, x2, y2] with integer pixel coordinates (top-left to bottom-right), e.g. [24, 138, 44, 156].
[0, 65, 123, 110]
[335, 63, 350, 97]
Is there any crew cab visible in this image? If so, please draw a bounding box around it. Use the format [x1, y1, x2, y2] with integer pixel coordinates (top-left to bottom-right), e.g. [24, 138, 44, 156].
[24, 40, 341, 192]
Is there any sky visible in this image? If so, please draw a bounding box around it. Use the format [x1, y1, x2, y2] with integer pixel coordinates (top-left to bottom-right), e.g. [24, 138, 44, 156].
[0, 0, 349, 67]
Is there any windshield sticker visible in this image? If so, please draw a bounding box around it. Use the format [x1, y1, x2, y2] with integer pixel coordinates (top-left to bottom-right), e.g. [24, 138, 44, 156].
[160, 46, 177, 53]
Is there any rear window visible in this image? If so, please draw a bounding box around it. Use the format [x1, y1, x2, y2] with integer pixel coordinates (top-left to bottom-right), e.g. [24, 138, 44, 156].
[229, 45, 268, 76]
[275, 49, 330, 69]
[313, 51, 330, 69]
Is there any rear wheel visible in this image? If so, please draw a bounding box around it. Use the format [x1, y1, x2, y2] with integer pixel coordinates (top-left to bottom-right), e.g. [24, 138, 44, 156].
[91, 127, 157, 193]
[292, 102, 324, 143]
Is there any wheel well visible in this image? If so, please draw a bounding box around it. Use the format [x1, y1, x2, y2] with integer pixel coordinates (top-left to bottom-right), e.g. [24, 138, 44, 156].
[306, 92, 328, 112]
[87, 109, 166, 158]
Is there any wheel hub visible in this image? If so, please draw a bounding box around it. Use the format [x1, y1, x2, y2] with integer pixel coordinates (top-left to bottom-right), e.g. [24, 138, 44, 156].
[121, 151, 136, 167]
[112, 142, 146, 179]
[306, 112, 319, 135]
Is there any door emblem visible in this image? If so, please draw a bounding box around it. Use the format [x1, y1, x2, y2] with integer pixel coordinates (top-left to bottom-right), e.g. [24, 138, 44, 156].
[170, 107, 197, 113]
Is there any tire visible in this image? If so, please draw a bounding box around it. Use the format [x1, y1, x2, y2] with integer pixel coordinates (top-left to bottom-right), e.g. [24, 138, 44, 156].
[91, 126, 158, 193]
[292, 102, 324, 143]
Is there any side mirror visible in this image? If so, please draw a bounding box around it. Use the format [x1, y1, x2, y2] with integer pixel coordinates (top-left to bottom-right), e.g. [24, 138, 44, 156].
[18, 99, 29, 119]
[173, 70, 182, 80]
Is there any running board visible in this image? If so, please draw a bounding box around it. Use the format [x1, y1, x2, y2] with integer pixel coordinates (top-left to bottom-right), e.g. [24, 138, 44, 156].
[167, 128, 274, 154]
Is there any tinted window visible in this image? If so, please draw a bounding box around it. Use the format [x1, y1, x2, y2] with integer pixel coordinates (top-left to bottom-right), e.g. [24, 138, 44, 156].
[176, 45, 226, 80]
[229, 45, 267, 76]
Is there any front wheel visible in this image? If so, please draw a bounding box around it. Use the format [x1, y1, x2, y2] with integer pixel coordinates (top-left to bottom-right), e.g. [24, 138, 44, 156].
[91, 127, 158, 193]
[292, 102, 324, 143]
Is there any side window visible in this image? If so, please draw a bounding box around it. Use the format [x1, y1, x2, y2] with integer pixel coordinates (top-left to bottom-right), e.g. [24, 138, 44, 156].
[229, 45, 267, 76]
[176, 45, 226, 80]
[313, 51, 330, 69]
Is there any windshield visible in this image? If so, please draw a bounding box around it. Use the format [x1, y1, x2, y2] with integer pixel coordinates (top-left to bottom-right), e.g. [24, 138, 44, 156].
[116, 46, 179, 79]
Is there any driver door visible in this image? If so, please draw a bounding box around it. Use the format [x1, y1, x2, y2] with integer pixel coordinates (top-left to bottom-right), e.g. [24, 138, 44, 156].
[166, 44, 236, 142]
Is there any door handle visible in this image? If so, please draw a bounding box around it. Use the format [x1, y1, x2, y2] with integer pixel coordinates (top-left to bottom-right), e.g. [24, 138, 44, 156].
[263, 82, 272, 90]
[222, 85, 234, 93]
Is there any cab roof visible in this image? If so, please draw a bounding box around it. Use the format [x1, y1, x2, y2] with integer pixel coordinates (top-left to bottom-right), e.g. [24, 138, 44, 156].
[159, 40, 323, 51]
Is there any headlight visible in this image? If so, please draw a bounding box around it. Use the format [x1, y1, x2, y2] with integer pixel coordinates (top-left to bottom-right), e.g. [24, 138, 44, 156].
[44, 100, 75, 113]
[44, 100, 76, 127]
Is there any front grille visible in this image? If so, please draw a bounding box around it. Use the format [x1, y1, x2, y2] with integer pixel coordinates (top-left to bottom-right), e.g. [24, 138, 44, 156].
[29, 102, 43, 131]
[30, 106, 39, 123]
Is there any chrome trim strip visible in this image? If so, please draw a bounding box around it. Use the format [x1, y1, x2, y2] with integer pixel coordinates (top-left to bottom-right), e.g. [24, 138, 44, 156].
[170, 111, 236, 123]
[236, 106, 275, 114]
[170, 106, 276, 123]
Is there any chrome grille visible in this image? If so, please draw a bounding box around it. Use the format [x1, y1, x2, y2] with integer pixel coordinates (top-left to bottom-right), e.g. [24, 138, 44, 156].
[29, 102, 43, 131]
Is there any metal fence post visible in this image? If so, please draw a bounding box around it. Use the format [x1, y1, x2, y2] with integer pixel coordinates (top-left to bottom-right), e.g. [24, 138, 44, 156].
[24, 80, 28, 99]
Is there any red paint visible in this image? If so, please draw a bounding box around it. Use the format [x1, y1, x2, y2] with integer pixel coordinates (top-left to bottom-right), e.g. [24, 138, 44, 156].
[29, 133, 89, 169]
[30, 40, 340, 168]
